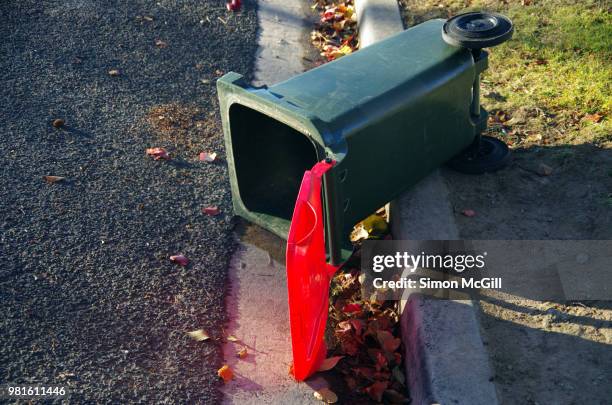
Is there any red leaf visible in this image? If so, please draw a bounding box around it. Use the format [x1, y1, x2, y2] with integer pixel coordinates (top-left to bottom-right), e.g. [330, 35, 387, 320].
[146, 147, 170, 160]
[170, 254, 189, 266]
[368, 348, 388, 371]
[321, 8, 336, 22]
[364, 381, 388, 402]
[203, 206, 220, 216]
[226, 0, 241, 11]
[217, 365, 233, 383]
[342, 303, 362, 313]
[199, 151, 217, 162]
[461, 209, 476, 217]
[349, 319, 363, 337]
[344, 375, 358, 390]
[340, 335, 360, 356]
[377, 330, 401, 353]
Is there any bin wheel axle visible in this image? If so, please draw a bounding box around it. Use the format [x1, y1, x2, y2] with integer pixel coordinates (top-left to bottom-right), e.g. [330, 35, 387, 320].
[447, 135, 511, 174]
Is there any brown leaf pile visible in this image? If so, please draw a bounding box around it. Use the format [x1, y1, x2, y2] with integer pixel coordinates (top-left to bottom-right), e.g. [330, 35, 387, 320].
[323, 215, 408, 403]
[311, 1, 359, 62]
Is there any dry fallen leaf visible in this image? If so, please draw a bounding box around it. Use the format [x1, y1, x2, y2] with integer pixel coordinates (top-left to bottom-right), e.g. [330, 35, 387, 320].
[342, 303, 362, 313]
[364, 381, 388, 402]
[236, 347, 248, 359]
[226, 0, 241, 12]
[52, 118, 65, 128]
[538, 163, 553, 176]
[317, 356, 344, 372]
[217, 365, 233, 383]
[155, 39, 168, 48]
[187, 329, 210, 342]
[288, 362, 294, 377]
[377, 330, 401, 353]
[371, 349, 388, 371]
[199, 151, 217, 162]
[583, 113, 603, 123]
[461, 209, 476, 217]
[170, 254, 189, 266]
[534, 58, 548, 65]
[349, 318, 363, 337]
[350, 225, 369, 242]
[57, 371, 75, 380]
[313, 387, 338, 404]
[227, 335, 239, 342]
[384, 388, 408, 403]
[203, 206, 220, 216]
[344, 375, 358, 390]
[336, 320, 352, 334]
[108, 69, 120, 76]
[43, 175, 65, 183]
[146, 147, 170, 160]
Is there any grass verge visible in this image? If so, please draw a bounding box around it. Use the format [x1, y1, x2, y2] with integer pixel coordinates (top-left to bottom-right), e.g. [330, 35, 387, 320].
[400, 0, 611, 148]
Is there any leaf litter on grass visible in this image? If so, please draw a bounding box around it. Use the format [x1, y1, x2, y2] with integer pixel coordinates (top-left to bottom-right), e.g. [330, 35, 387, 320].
[399, 0, 611, 148]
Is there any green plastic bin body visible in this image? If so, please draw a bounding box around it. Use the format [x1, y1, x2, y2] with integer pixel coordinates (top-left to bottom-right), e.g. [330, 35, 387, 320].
[217, 19, 487, 264]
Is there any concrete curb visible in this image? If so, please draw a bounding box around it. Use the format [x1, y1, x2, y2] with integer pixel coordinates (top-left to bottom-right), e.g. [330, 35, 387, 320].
[221, 1, 320, 403]
[353, 1, 499, 404]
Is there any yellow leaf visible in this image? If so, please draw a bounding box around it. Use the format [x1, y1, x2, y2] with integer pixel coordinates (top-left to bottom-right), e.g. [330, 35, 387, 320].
[362, 214, 389, 235]
[187, 329, 210, 342]
[227, 335, 240, 342]
[338, 44, 353, 55]
[236, 347, 248, 359]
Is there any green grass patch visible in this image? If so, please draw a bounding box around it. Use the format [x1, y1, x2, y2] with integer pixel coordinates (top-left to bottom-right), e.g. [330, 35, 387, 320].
[400, 0, 611, 147]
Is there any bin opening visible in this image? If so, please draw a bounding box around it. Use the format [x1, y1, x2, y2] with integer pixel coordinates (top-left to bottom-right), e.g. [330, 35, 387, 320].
[229, 104, 319, 225]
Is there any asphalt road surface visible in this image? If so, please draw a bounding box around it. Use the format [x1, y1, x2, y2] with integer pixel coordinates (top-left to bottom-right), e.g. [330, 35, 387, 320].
[0, 0, 257, 402]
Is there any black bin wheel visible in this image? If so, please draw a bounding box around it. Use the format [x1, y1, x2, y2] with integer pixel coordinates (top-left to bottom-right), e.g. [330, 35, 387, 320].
[442, 12, 513, 49]
[447, 136, 511, 174]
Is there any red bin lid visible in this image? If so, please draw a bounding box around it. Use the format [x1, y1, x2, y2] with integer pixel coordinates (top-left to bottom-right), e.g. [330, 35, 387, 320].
[286, 160, 338, 381]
